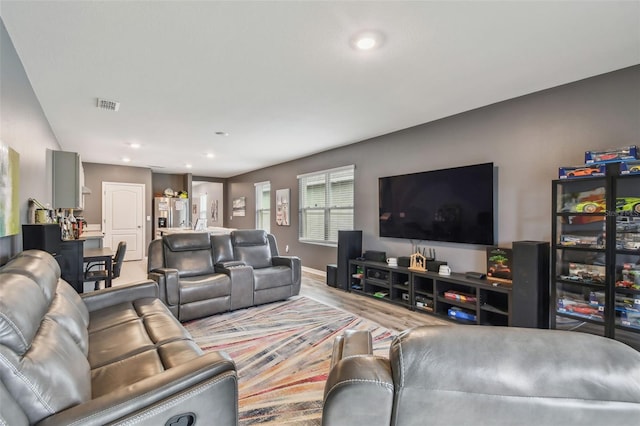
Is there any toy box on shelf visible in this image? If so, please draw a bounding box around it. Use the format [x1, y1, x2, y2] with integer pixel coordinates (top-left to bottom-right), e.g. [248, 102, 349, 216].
[585, 145, 638, 165]
[563, 262, 606, 285]
[559, 164, 606, 179]
[557, 294, 605, 321]
[620, 160, 640, 175]
[447, 307, 477, 322]
[486, 247, 513, 282]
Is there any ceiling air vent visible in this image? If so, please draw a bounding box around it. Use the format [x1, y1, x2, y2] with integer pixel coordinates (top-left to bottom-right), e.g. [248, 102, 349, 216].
[97, 98, 120, 111]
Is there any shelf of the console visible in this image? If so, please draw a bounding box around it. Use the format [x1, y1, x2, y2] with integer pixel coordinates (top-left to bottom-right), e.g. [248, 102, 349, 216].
[437, 296, 477, 311]
[480, 303, 509, 316]
[414, 289, 434, 298]
[365, 277, 389, 287]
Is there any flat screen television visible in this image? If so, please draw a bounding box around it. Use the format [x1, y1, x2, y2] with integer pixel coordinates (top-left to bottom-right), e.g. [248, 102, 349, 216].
[379, 163, 495, 245]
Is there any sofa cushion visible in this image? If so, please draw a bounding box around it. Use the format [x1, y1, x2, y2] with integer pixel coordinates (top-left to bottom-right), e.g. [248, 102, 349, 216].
[91, 350, 165, 398]
[0, 318, 91, 424]
[165, 246, 216, 278]
[253, 266, 292, 290]
[212, 234, 235, 263]
[232, 230, 272, 269]
[389, 326, 640, 424]
[88, 299, 193, 368]
[46, 283, 90, 356]
[0, 253, 60, 301]
[0, 273, 51, 354]
[164, 233, 211, 251]
[180, 274, 232, 304]
[88, 299, 204, 397]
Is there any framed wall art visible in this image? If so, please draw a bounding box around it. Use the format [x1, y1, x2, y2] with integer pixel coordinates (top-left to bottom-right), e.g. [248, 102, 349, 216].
[276, 188, 290, 226]
[0, 142, 20, 237]
[232, 196, 246, 217]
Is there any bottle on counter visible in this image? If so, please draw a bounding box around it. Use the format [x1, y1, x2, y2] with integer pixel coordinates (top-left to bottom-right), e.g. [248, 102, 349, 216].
[69, 209, 78, 239]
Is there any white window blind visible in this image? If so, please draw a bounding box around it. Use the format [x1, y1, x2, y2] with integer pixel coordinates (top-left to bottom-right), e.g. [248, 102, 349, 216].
[255, 181, 271, 233]
[298, 165, 354, 245]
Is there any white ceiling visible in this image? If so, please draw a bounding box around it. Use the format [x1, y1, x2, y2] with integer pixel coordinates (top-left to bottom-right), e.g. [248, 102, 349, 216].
[2, 1, 639, 177]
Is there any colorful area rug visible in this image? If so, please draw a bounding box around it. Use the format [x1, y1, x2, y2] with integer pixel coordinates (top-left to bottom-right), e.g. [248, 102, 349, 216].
[183, 296, 395, 425]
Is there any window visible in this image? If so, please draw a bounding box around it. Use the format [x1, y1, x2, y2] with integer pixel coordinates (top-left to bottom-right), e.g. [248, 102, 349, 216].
[255, 181, 271, 232]
[298, 165, 354, 245]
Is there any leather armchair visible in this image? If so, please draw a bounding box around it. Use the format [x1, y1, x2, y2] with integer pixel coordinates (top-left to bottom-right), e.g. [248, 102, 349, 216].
[323, 325, 640, 426]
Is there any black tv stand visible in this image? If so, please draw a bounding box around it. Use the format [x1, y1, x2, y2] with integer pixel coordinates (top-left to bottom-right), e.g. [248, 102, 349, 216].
[349, 259, 512, 326]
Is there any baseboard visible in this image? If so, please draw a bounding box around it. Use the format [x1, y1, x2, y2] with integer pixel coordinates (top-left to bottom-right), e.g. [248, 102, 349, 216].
[302, 266, 325, 279]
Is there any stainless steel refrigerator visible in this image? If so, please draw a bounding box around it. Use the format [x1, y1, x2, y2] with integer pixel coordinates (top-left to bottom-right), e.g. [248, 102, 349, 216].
[153, 197, 190, 238]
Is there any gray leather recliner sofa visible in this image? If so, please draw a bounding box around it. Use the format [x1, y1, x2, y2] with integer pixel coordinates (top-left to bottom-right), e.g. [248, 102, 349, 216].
[323, 325, 640, 426]
[148, 229, 301, 321]
[0, 250, 238, 426]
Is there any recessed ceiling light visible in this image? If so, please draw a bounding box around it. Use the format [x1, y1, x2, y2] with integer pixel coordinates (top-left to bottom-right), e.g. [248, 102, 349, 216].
[122, 157, 131, 163]
[129, 143, 141, 149]
[215, 131, 229, 136]
[186, 164, 192, 169]
[351, 30, 384, 51]
[206, 153, 215, 159]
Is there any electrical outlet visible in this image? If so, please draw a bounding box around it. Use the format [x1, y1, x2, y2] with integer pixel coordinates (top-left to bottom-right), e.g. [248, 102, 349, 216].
[285, 245, 289, 253]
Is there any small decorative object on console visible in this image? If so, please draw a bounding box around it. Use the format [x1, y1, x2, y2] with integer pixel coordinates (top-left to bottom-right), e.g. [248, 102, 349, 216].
[558, 165, 605, 179]
[486, 247, 513, 282]
[409, 252, 427, 271]
[585, 145, 638, 164]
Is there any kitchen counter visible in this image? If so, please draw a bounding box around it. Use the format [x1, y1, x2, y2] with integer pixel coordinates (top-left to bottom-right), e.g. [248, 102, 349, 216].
[159, 227, 234, 236]
[80, 229, 104, 248]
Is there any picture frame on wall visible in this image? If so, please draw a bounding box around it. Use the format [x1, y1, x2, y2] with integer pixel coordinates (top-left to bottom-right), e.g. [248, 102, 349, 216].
[232, 196, 246, 217]
[0, 142, 20, 237]
[276, 188, 290, 226]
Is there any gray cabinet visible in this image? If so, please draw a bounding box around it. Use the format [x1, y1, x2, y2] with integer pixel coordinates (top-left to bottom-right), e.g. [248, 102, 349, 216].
[52, 150, 84, 209]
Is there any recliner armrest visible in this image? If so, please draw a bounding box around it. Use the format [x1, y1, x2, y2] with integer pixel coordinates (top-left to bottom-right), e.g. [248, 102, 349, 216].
[215, 260, 246, 270]
[148, 268, 180, 305]
[82, 280, 159, 312]
[37, 351, 238, 426]
[322, 356, 394, 426]
[272, 256, 301, 294]
[216, 264, 254, 310]
[330, 329, 372, 369]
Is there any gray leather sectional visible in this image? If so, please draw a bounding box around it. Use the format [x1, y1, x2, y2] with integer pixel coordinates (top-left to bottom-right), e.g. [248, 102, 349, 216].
[0, 250, 238, 426]
[148, 229, 301, 321]
[322, 326, 640, 425]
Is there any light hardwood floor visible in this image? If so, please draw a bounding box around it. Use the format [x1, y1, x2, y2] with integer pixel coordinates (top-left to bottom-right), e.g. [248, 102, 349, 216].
[112, 259, 450, 332]
[300, 270, 450, 331]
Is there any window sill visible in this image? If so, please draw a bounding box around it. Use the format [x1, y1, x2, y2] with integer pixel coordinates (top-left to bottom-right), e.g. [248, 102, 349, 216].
[299, 239, 337, 248]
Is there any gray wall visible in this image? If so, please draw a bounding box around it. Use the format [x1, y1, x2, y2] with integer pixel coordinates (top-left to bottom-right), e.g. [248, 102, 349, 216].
[83, 163, 153, 254]
[228, 65, 640, 273]
[0, 19, 61, 264]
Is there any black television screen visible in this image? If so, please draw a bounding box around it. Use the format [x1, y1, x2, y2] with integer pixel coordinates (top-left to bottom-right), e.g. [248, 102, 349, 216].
[379, 163, 495, 245]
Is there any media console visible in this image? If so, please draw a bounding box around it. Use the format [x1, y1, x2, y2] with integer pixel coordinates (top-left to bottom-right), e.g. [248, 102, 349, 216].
[349, 259, 512, 326]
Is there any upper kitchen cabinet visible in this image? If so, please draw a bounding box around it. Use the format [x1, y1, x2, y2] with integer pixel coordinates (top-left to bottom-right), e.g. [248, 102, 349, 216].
[52, 150, 88, 210]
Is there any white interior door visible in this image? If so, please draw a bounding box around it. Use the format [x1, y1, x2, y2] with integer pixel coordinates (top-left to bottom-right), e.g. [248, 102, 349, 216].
[102, 182, 145, 261]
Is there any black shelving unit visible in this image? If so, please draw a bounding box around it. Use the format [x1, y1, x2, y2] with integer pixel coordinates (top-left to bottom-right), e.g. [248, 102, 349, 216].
[349, 259, 512, 326]
[551, 164, 640, 349]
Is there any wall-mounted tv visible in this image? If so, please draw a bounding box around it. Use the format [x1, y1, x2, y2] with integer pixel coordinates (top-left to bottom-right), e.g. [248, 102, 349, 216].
[379, 162, 495, 245]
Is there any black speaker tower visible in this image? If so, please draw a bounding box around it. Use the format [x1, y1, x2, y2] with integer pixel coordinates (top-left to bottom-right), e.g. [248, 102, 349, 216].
[512, 241, 550, 328]
[337, 230, 362, 291]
